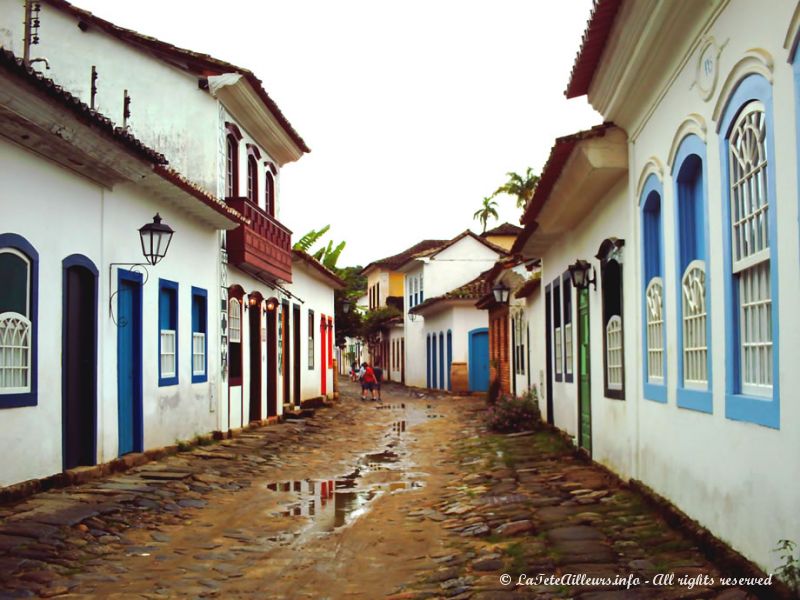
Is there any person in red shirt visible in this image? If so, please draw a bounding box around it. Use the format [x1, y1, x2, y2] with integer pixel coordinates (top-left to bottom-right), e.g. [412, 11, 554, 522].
[360, 362, 378, 401]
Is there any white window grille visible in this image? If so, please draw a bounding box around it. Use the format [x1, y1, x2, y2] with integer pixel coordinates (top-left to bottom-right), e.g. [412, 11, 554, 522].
[564, 322, 573, 376]
[728, 101, 772, 395]
[606, 315, 623, 389]
[554, 326, 563, 375]
[681, 261, 707, 388]
[0, 313, 31, 392]
[192, 332, 206, 376]
[228, 299, 241, 343]
[645, 277, 664, 383]
[160, 329, 176, 378]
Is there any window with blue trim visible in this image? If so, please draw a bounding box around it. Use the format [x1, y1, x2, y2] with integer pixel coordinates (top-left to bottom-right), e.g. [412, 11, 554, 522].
[640, 176, 666, 402]
[191, 287, 207, 383]
[438, 331, 444, 389]
[432, 333, 438, 388]
[0, 234, 38, 408]
[446, 330, 452, 390]
[719, 73, 779, 428]
[674, 135, 712, 412]
[158, 279, 179, 386]
[426, 334, 432, 388]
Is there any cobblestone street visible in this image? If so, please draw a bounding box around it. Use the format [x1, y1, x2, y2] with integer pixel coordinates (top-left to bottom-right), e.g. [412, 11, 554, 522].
[0, 378, 766, 599]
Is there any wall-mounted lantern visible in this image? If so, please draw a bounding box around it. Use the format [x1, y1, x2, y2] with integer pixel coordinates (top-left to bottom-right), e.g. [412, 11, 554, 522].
[568, 259, 597, 290]
[138, 213, 174, 266]
[492, 281, 510, 304]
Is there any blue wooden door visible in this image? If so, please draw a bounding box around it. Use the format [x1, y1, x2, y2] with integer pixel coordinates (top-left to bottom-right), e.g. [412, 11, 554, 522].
[117, 272, 142, 456]
[468, 328, 489, 392]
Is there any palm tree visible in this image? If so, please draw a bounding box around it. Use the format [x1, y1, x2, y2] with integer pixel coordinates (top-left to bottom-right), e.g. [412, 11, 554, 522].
[493, 167, 540, 209]
[473, 196, 499, 234]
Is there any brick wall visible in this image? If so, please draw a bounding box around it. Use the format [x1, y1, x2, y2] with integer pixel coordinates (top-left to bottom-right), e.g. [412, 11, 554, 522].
[488, 304, 510, 396]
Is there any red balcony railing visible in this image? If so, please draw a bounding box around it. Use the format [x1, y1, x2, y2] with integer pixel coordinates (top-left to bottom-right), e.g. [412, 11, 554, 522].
[226, 197, 293, 283]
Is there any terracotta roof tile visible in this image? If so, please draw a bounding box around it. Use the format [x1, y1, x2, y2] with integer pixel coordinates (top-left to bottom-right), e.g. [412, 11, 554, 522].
[361, 239, 449, 274]
[481, 222, 522, 237]
[565, 0, 624, 99]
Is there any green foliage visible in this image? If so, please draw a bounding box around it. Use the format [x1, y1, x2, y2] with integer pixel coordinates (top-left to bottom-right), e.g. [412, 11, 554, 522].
[486, 378, 502, 405]
[359, 306, 402, 345]
[294, 225, 346, 270]
[492, 167, 540, 209]
[334, 265, 367, 346]
[486, 392, 541, 433]
[774, 539, 800, 593]
[473, 196, 499, 233]
[293, 224, 330, 252]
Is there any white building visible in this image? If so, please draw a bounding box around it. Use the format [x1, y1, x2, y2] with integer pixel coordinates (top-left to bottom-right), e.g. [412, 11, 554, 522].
[513, 0, 800, 573]
[0, 0, 342, 489]
[402, 231, 508, 391]
[0, 47, 242, 486]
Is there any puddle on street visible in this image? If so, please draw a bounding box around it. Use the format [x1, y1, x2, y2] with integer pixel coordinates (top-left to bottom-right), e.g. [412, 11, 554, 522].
[264, 403, 430, 535]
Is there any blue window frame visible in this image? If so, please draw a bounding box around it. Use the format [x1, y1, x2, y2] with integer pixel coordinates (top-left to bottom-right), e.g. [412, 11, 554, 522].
[426, 334, 431, 388]
[446, 329, 453, 391]
[431, 333, 438, 388]
[673, 134, 712, 412]
[0, 233, 39, 408]
[640, 174, 667, 403]
[438, 332, 444, 389]
[191, 287, 208, 383]
[158, 279, 179, 386]
[718, 73, 779, 429]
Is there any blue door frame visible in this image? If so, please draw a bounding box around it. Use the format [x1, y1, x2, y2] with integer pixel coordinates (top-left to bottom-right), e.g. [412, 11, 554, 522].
[468, 328, 489, 392]
[117, 269, 143, 456]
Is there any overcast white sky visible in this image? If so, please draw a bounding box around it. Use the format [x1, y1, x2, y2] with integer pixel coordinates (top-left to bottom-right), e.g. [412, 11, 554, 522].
[74, 0, 601, 267]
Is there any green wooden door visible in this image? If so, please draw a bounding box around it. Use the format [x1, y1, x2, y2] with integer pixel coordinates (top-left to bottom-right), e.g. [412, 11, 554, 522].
[578, 288, 591, 453]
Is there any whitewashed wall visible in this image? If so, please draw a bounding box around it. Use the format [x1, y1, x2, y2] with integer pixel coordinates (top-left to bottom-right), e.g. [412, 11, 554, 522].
[402, 264, 426, 388]
[286, 260, 336, 401]
[424, 236, 499, 298]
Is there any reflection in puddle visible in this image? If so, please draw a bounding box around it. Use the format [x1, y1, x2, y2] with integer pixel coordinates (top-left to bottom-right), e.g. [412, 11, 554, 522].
[266, 448, 421, 531]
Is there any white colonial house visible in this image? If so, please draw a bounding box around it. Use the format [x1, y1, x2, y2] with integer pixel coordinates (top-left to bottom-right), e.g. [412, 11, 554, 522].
[0, 0, 337, 489]
[0, 46, 243, 487]
[401, 230, 508, 392]
[513, 0, 800, 574]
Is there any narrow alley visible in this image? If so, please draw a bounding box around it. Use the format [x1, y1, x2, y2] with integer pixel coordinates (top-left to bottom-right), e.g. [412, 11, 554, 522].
[0, 378, 765, 599]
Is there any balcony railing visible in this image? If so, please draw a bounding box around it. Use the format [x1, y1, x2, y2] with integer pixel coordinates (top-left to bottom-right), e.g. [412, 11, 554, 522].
[226, 197, 293, 283]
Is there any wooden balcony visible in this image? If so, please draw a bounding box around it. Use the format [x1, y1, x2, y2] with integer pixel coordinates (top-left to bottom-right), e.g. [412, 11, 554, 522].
[226, 197, 293, 283]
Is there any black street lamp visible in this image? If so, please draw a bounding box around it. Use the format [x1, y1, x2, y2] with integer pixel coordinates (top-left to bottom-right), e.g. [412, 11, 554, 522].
[568, 259, 596, 290]
[492, 281, 510, 304]
[138, 213, 174, 266]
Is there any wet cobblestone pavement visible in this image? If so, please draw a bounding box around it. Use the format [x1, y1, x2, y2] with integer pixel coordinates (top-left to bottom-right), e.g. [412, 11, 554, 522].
[0, 379, 766, 598]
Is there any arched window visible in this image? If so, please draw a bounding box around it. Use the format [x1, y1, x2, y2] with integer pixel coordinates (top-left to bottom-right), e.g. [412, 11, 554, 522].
[265, 171, 275, 217]
[225, 136, 238, 198]
[597, 238, 625, 399]
[640, 174, 666, 402]
[247, 155, 258, 203]
[0, 234, 38, 407]
[673, 134, 711, 412]
[719, 72, 778, 428]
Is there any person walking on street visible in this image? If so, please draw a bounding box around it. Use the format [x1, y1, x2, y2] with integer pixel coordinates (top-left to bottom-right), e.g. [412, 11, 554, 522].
[359, 362, 378, 401]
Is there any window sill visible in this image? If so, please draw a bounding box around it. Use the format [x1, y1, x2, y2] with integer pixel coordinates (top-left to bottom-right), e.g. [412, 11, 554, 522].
[158, 376, 179, 387]
[191, 374, 208, 384]
[643, 383, 667, 403]
[676, 387, 712, 413]
[726, 392, 779, 429]
[0, 391, 37, 409]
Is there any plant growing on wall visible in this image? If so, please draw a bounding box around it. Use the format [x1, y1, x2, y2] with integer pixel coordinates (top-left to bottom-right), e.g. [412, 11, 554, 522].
[774, 539, 800, 593]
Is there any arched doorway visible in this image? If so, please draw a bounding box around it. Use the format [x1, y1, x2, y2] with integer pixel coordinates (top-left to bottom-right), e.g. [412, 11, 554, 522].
[247, 292, 263, 422]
